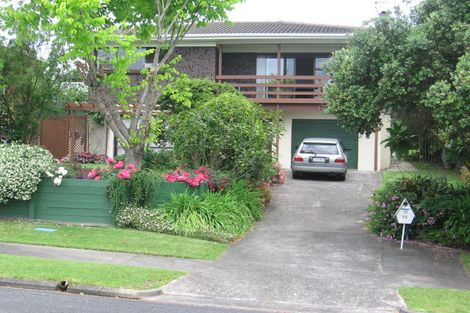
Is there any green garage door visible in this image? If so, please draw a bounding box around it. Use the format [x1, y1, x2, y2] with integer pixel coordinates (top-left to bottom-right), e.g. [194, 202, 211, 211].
[291, 119, 358, 169]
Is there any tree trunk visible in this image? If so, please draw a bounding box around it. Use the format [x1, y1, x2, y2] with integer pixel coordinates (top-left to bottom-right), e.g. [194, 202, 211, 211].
[124, 144, 145, 169]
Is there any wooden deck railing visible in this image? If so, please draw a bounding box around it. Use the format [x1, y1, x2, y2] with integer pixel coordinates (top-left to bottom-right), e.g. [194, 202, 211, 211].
[215, 75, 330, 105]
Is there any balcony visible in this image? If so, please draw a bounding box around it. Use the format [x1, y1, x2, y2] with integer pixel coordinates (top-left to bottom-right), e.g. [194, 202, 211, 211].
[215, 75, 329, 106]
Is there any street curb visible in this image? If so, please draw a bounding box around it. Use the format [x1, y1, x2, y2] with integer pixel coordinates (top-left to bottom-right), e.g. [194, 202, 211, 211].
[0, 278, 162, 299]
[396, 308, 420, 313]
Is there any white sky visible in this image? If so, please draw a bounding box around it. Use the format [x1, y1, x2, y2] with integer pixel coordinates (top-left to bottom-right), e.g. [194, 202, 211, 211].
[228, 0, 422, 26]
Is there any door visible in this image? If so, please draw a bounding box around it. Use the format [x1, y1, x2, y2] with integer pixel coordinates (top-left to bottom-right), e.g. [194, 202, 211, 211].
[291, 119, 358, 169]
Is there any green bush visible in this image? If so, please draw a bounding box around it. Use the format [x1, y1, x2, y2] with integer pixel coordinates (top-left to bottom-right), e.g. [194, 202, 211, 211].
[160, 182, 263, 242]
[108, 169, 162, 214]
[158, 77, 240, 113]
[368, 175, 470, 247]
[0, 143, 53, 203]
[141, 149, 179, 170]
[115, 206, 172, 233]
[168, 93, 281, 182]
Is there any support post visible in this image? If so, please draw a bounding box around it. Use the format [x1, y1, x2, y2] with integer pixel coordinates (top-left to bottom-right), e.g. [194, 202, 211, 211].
[400, 224, 406, 250]
[275, 45, 282, 158]
[217, 45, 223, 82]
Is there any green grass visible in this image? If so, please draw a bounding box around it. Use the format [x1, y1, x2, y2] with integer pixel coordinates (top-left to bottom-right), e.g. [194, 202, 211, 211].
[399, 287, 470, 313]
[461, 253, 470, 275]
[383, 162, 462, 187]
[0, 253, 183, 290]
[0, 221, 228, 260]
[80, 163, 107, 170]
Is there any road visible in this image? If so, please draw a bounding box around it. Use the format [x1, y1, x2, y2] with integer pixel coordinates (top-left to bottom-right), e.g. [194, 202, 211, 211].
[0, 287, 269, 313]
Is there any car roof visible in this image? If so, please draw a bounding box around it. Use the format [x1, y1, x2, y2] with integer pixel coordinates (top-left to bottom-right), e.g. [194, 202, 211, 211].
[301, 138, 341, 144]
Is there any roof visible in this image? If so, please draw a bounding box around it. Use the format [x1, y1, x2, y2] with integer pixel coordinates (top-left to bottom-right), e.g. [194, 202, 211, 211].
[187, 21, 357, 36]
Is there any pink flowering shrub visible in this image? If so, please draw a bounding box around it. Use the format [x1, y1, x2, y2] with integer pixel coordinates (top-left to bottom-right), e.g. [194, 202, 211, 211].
[80, 160, 137, 181]
[164, 166, 230, 191]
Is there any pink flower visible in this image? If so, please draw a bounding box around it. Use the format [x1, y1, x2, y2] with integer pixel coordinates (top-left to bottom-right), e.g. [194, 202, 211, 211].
[106, 157, 116, 164]
[117, 169, 131, 179]
[165, 173, 178, 182]
[113, 161, 125, 169]
[128, 164, 137, 172]
[94, 176, 101, 181]
[87, 169, 97, 179]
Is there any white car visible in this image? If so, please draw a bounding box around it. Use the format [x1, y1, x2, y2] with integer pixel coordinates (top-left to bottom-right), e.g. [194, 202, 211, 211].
[291, 138, 349, 180]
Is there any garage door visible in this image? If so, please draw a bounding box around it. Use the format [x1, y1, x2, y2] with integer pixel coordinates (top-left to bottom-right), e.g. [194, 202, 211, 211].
[291, 119, 358, 169]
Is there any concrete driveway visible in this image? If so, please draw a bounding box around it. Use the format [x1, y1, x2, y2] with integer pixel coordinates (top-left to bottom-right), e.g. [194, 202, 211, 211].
[156, 171, 470, 313]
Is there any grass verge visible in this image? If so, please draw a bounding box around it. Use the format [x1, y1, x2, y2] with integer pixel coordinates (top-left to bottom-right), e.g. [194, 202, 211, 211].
[399, 287, 470, 313]
[383, 162, 462, 187]
[0, 221, 228, 261]
[0, 253, 183, 290]
[461, 253, 470, 275]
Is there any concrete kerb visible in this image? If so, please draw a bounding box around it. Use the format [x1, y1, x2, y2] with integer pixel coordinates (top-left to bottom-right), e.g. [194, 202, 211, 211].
[0, 278, 162, 299]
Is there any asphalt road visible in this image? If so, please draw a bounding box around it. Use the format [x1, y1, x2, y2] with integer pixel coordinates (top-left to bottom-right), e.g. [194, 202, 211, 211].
[0, 287, 268, 313]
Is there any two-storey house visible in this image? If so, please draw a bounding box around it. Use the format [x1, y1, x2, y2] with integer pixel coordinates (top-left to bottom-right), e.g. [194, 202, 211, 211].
[94, 21, 390, 171]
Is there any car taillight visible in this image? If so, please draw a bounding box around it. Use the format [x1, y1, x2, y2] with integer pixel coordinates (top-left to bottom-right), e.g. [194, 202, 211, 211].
[335, 157, 346, 163]
[293, 156, 303, 162]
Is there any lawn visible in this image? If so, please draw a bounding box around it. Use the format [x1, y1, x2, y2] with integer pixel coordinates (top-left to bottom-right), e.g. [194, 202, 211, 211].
[461, 253, 470, 275]
[383, 161, 462, 187]
[399, 287, 470, 313]
[0, 253, 183, 290]
[0, 221, 228, 260]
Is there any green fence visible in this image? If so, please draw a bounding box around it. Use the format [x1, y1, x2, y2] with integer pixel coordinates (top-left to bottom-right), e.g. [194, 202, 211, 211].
[0, 179, 112, 225]
[0, 179, 202, 225]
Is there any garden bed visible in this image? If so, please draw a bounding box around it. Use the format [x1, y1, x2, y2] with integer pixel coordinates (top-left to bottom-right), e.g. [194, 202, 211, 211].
[0, 179, 203, 225]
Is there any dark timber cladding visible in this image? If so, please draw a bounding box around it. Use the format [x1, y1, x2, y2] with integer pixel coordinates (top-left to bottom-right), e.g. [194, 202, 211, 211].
[291, 119, 358, 169]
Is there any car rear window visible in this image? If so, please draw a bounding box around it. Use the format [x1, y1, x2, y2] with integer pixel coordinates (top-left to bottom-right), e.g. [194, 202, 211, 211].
[300, 143, 339, 155]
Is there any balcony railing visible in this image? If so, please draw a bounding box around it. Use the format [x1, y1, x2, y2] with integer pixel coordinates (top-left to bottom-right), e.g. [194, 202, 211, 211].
[215, 75, 329, 105]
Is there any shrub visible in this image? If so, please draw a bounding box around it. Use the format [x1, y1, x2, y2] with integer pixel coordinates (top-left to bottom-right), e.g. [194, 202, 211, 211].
[73, 151, 107, 163]
[158, 77, 240, 113]
[115, 206, 172, 233]
[368, 175, 469, 247]
[161, 182, 263, 241]
[141, 149, 178, 170]
[168, 93, 282, 182]
[0, 143, 53, 203]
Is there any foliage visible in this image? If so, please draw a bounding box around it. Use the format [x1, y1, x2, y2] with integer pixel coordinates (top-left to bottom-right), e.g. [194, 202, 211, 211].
[0, 143, 53, 204]
[2, 0, 240, 166]
[368, 175, 470, 247]
[381, 121, 417, 159]
[0, 43, 64, 143]
[325, 0, 470, 162]
[161, 188, 260, 242]
[223, 180, 263, 221]
[115, 206, 172, 233]
[158, 77, 240, 113]
[107, 169, 161, 213]
[168, 93, 282, 182]
[141, 149, 179, 170]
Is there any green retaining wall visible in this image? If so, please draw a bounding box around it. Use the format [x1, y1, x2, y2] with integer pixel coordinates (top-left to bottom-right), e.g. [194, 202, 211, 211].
[0, 179, 112, 225]
[0, 179, 202, 224]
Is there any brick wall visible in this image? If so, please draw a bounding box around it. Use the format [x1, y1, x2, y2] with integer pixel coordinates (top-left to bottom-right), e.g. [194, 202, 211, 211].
[173, 47, 217, 79]
[222, 53, 257, 75]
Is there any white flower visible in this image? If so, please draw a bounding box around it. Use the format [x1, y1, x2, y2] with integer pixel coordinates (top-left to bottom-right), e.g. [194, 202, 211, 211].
[57, 167, 68, 176]
[53, 177, 62, 186]
[45, 171, 54, 178]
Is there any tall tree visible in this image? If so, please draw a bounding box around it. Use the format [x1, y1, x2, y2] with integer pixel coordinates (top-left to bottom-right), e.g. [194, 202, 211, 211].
[324, 0, 470, 162]
[2, 0, 239, 166]
[0, 42, 65, 143]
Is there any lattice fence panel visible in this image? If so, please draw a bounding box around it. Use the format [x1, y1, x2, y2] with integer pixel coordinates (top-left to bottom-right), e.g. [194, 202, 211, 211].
[67, 115, 88, 158]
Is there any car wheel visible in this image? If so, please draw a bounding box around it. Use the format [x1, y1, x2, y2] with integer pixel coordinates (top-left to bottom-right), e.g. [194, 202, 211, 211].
[338, 174, 346, 181]
[292, 171, 300, 179]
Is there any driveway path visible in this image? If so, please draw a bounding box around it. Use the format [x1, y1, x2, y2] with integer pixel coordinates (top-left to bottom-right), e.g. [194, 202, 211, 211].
[155, 171, 470, 312]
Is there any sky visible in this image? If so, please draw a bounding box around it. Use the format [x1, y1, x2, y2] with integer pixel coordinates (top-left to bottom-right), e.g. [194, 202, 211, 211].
[228, 0, 422, 27]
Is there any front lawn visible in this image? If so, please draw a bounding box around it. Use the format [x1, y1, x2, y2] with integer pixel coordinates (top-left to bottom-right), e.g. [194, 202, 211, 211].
[461, 253, 470, 275]
[0, 253, 183, 290]
[383, 162, 462, 187]
[0, 221, 228, 260]
[399, 287, 470, 313]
